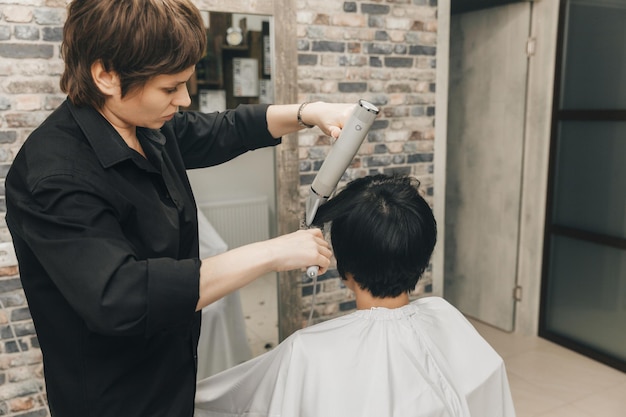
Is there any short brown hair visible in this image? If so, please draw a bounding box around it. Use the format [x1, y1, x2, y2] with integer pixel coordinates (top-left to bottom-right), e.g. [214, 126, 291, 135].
[60, 0, 207, 109]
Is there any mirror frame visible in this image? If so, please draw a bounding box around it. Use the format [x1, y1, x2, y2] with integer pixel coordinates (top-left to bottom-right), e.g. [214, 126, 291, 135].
[193, 0, 301, 340]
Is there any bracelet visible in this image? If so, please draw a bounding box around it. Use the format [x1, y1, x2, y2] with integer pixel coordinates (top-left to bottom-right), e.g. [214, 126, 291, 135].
[297, 102, 315, 129]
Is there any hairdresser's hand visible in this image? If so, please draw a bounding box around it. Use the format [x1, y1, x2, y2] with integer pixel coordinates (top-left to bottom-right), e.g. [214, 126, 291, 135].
[266, 102, 356, 138]
[197, 229, 331, 310]
[265, 229, 332, 274]
[301, 101, 356, 139]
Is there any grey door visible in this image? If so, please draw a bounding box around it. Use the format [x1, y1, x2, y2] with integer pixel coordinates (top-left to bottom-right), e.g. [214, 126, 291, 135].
[445, 2, 532, 331]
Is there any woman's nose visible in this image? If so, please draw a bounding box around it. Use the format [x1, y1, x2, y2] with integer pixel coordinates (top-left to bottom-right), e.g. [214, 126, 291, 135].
[174, 84, 192, 108]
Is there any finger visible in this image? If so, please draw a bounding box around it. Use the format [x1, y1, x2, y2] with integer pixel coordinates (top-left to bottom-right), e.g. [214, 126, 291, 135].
[329, 126, 341, 138]
[306, 228, 324, 238]
[317, 246, 332, 270]
[314, 234, 329, 248]
[317, 254, 331, 275]
[319, 239, 332, 254]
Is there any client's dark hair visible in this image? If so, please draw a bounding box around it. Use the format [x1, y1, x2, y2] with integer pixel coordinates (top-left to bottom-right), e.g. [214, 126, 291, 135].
[312, 174, 437, 298]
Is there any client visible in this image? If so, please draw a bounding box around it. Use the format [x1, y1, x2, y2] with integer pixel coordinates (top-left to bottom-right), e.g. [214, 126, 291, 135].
[195, 174, 516, 417]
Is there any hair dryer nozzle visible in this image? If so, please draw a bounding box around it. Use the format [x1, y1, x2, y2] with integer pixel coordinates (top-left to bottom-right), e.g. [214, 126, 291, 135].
[305, 189, 327, 227]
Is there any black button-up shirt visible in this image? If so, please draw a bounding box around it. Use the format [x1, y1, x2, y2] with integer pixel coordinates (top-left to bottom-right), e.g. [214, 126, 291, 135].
[5, 100, 278, 417]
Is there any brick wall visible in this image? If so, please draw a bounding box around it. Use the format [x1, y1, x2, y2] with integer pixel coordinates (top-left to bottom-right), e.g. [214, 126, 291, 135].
[1, 1, 67, 415]
[296, 0, 438, 325]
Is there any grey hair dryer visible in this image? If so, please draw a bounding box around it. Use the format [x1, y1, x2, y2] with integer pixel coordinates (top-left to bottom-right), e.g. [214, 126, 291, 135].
[304, 99, 379, 278]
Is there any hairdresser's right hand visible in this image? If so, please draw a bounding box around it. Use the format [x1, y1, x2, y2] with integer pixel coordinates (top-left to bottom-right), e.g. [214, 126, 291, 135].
[301, 102, 356, 139]
[265, 229, 332, 275]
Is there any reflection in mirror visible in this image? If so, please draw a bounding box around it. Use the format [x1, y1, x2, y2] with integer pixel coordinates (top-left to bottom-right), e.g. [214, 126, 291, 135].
[184, 11, 278, 378]
[187, 11, 273, 111]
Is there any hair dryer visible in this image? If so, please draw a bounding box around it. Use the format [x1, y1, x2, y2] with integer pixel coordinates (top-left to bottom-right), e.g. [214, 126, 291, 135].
[304, 99, 379, 278]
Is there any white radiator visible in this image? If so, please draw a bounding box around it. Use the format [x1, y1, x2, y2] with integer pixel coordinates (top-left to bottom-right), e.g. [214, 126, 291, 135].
[198, 196, 270, 249]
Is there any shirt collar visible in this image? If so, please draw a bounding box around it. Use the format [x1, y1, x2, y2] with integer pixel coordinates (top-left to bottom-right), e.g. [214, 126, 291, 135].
[65, 100, 166, 169]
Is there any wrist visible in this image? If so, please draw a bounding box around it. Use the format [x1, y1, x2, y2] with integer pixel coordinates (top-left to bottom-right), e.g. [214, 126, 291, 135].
[297, 102, 315, 129]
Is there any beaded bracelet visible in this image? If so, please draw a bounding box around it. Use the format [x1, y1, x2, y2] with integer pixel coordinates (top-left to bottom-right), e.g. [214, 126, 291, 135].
[297, 102, 315, 128]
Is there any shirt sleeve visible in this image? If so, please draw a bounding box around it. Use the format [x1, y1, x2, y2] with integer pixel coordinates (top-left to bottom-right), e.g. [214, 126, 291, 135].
[7, 169, 200, 338]
[168, 104, 280, 169]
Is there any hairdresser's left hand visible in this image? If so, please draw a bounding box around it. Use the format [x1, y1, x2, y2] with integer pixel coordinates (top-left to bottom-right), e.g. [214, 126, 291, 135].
[196, 228, 331, 310]
[263, 228, 332, 275]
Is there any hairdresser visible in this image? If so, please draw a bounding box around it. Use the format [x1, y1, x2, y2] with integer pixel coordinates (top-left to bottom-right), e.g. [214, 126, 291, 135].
[4, 1, 352, 416]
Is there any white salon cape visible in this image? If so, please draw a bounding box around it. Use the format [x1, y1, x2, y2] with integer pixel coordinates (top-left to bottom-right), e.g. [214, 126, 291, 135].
[194, 296, 516, 417]
[197, 209, 252, 379]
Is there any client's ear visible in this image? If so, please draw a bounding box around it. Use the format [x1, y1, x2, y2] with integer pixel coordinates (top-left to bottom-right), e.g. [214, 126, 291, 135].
[344, 273, 357, 292]
[91, 60, 120, 96]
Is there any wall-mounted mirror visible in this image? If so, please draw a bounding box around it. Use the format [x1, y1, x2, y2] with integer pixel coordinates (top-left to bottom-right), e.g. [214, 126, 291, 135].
[185, 1, 300, 377]
[186, 10, 278, 375]
[186, 11, 274, 112]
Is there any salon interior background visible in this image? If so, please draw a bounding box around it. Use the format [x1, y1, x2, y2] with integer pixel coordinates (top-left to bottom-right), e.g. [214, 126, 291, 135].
[2, 0, 624, 416]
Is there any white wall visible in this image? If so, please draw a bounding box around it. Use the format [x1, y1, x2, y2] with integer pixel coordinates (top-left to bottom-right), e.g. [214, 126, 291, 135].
[187, 147, 277, 237]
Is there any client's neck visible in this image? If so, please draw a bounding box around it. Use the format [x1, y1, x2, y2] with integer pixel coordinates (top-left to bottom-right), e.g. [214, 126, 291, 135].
[344, 273, 410, 309]
[355, 291, 410, 310]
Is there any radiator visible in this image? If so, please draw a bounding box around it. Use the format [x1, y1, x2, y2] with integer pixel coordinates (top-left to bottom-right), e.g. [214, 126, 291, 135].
[198, 196, 270, 249]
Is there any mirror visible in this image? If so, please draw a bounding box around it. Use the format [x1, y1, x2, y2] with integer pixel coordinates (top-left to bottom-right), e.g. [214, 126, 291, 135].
[186, 10, 278, 370]
[186, 1, 300, 376]
[186, 11, 274, 111]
